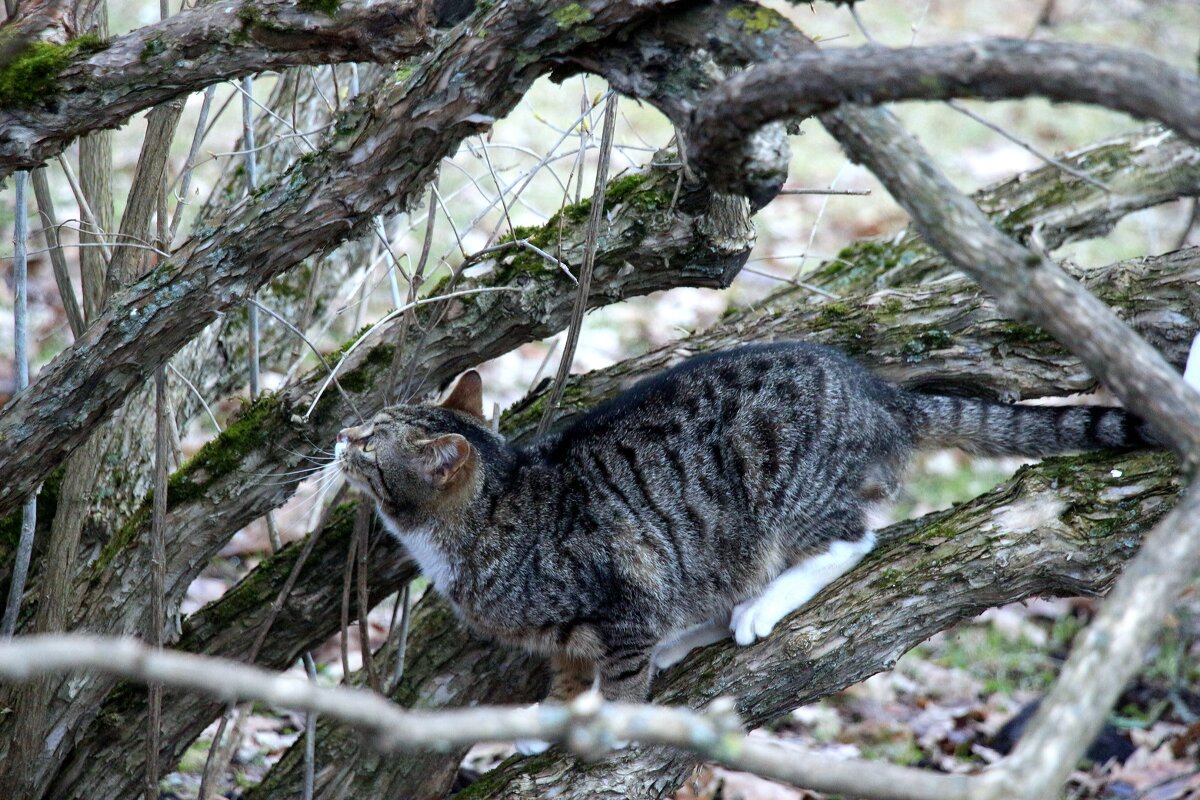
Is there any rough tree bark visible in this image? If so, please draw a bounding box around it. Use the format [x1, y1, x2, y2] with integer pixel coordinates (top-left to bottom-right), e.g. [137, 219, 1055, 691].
[0, 0, 435, 178]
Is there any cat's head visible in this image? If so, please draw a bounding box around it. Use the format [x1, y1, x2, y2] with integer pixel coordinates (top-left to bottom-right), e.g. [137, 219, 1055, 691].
[336, 371, 503, 526]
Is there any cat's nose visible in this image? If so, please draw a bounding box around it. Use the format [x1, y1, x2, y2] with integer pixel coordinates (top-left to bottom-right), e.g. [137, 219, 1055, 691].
[336, 431, 349, 445]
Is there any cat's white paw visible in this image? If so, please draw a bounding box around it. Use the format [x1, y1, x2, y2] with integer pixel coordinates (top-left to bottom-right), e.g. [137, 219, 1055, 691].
[515, 739, 551, 756]
[730, 594, 789, 646]
[729, 534, 877, 647]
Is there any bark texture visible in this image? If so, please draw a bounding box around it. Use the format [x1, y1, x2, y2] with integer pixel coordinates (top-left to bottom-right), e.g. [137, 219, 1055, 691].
[0, 0, 433, 177]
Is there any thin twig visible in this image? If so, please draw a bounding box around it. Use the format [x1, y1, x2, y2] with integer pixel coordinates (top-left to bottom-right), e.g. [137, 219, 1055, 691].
[146, 366, 168, 800]
[536, 94, 619, 436]
[243, 75, 261, 399]
[302, 286, 523, 419]
[56, 155, 113, 262]
[741, 267, 842, 300]
[354, 503, 381, 693]
[30, 169, 85, 337]
[340, 530, 357, 682]
[777, 187, 870, 196]
[303, 653, 318, 800]
[168, 85, 216, 243]
[1, 172, 34, 640]
[793, 162, 848, 279]
[946, 99, 1111, 192]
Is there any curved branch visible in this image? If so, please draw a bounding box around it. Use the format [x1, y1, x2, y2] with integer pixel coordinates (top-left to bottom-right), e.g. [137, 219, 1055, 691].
[687, 39, 1200, 205]
[0, 0, 434, 178]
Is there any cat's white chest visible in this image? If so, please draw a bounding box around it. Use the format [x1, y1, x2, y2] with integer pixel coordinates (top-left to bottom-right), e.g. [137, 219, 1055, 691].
[381, 521, 454, 592]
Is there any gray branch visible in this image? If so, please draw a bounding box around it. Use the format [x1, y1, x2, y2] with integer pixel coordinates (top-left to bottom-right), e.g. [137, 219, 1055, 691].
[686, 39, 1200, 205]
[0, 0, 434, 178]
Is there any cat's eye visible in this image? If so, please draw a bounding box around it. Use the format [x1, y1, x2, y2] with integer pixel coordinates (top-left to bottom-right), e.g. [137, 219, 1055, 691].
[362, 438, 376, 453]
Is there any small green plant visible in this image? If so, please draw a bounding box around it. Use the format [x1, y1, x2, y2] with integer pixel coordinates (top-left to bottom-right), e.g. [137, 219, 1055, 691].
[0, 34, 107, 107]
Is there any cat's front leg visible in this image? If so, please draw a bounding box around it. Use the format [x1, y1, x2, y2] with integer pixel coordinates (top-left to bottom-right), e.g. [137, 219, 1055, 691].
[730, 532, 877, 646]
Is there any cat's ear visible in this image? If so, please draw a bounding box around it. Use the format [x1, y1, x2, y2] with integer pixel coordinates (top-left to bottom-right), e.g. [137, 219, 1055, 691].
[418, 434, 472, 487]
[440, 370, 484, 419]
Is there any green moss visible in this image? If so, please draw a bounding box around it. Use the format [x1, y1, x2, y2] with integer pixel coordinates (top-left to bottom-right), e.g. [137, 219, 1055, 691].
[92, 395, 287, 575]
[0, 467, 64, 559]
[453, 752, 561, 800]
[168, 392, 284, 504]
[0, 34, 107, 107]
[298, 0, 340, 14]
[603, 173, 671, 213]
[902, 329, 953, 360]
[726, 5, 784, 33]
[550, 3, 593, 28]
[335, 343, 396, 394]
[816, 301, 852, 319]
[998, 322, 1052, 345]
[139, 37, 167, 64]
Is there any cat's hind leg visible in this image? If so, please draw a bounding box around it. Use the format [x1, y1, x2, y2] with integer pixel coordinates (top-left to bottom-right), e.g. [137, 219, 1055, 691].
[515, 654, 595, 756]
[651, 618, 728, 671]
[730, 532, 877, 646]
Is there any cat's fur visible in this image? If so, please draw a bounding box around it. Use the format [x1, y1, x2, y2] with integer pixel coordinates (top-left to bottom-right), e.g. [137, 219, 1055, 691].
[336, 340, 1196, 702]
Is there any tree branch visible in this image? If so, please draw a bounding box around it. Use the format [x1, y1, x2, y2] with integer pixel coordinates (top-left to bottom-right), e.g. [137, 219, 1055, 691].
[0, 0, 434, 178]
[38, 244, 1196, 799]
[0, 0, 684, 518]
[686, 39, 1200, 206]
[505, 247, 1200, 441]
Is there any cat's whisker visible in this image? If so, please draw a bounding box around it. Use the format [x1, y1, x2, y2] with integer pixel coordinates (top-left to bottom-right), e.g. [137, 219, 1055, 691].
[279, 445, 337, 464]
[250, 465, 329, 479]
[289, 471, 345, 519]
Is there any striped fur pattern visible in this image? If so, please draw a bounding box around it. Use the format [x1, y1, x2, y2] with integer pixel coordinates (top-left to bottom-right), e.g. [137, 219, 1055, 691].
[337, 341, 1184, 701]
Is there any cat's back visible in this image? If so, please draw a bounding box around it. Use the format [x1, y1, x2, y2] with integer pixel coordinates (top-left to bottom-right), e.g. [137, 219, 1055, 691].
[539, 341, 901, 455]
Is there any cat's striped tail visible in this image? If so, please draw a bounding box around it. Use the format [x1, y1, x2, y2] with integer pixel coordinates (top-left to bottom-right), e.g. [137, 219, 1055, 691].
[907, 334, 1200, 457]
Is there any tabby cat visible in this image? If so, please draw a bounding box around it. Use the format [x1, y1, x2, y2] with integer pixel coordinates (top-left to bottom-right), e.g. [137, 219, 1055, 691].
[336, 339, 1200, 703]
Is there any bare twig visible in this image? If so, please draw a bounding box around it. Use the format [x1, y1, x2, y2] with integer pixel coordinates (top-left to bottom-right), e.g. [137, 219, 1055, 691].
[536, 94, 620, 436]
[354, 503, 381, 694]
[0, 633, 978, 800]
[30, 168, 85, 337]
[167, 85, 216, 244]
[946, 100, 1111, 191]
[777, 187, 870, 196]
[1, 172, 34, 640]
[146, 367, 168, 800]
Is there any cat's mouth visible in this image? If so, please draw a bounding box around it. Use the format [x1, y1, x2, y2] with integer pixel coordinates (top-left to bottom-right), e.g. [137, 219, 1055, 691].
[335, 425, 377, 491]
